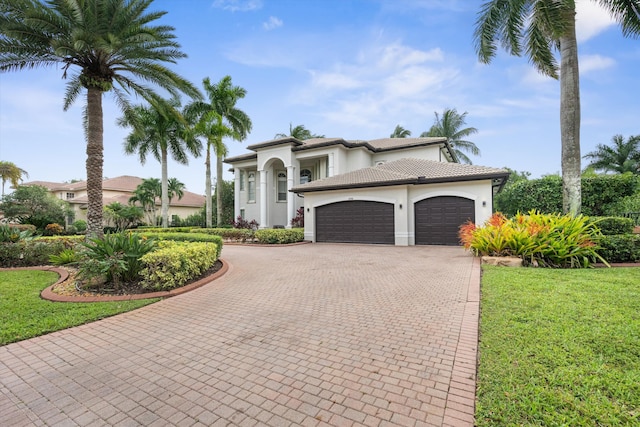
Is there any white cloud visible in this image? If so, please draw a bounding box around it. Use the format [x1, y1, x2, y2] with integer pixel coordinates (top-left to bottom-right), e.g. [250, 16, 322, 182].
[580, 54, 616, 73]
[263, 16, 283, 31]
[212, 0, 262, 12]
[575, 0, 615, 42]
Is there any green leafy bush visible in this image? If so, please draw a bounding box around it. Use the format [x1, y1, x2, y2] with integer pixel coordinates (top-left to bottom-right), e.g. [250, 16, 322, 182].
[78, 233, 156, 289]
[460, 211, 606, 268]
[134, 232, 223, 258]
[73, 220, 87, 233]
[0, 224, 35, 243]
[590, 216, 635, 235]
[130, 226, 195, 233]
[255, 228, 305, 244]
[597, 234, 640, 263]
[191, 227, 255, 242]
[140, 241, 219, 291]
[0, 240, 67, 267]
[49, 248, 80, 265]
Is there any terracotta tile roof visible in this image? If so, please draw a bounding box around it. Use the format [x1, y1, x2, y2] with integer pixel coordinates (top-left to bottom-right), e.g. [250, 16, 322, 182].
[291, 158, 509, 193]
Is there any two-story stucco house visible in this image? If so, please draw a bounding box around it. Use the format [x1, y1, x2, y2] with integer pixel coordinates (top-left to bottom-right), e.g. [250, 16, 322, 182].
[224, 137, 509, 246]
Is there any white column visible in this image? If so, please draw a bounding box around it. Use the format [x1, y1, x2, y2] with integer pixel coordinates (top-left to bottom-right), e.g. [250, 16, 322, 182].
[259, 169, 268, 228]
[233, 169, 241, 220]
[286, 165, 295, 229]
[328, 153, 335, 177]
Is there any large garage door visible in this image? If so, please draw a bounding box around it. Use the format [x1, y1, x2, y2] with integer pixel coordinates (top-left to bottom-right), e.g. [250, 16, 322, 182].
[316, 201, 394, 244]
[415, 196, 475, 246]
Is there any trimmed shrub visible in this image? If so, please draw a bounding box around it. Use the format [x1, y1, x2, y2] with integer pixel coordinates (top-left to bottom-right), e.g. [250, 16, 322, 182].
[140, 241, 219, 291]
[460, 211, 606, 268]
[35, 235, 85, 244]
[597, 234, 640, 263]
[72, 220, 87, 233]
[0, 240, 68, 267]
[134, 232, 223, 258]
[191, 227, 255, 243]
[130, 227, 195, 233]
[590, 216, 635, 235]
[255, 228, 304, 244]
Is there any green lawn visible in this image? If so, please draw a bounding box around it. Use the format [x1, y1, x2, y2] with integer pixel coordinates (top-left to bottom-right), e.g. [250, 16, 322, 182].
[0, 270, 158, 346]
[477, 266, 640, 426]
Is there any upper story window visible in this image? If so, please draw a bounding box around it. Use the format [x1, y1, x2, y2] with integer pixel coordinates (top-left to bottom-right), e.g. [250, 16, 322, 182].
[300, 169, 312, 184]
[66, 192, 75, 199]
[277, 171, 287, 202]
[239, 170, 245, 191]
[247, 172, 256, 203]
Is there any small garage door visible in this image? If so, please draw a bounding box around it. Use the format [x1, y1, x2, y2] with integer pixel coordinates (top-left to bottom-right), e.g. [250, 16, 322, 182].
[316, 201, 394, 244]
[415, 196, 475, 246]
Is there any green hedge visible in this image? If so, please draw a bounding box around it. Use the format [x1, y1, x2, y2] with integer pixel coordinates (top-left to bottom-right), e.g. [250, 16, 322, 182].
[191, 228, 255, 242]
[35, 235, 85, 244]
[590, 216, 635, 235]
[254, 228, 304, 244]
[140, 241, 219, 291]
[0, 240, 70, 267]
[130, 227, 195, 233]
[134, 232, 223, 258]
[597, 234, 640, 263]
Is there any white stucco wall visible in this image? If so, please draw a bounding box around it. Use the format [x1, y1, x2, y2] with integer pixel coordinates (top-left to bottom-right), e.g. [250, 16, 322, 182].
[372, 145, 444, 164]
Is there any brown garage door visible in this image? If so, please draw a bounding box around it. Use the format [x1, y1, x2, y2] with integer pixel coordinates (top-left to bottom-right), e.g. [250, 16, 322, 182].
[415, 196, 475, 246]
[316, 201, 394, 244]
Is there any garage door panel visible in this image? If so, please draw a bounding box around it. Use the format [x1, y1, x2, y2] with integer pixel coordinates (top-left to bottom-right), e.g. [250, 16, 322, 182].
[415, 196, 475, 246]
[316, 201, 394, 244]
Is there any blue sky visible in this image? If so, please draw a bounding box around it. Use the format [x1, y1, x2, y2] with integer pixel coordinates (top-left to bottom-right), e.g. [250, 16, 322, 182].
[1, 0, 638, 195]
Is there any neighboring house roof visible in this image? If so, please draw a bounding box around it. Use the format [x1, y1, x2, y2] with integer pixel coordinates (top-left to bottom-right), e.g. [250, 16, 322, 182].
[225, 137, 457, 163]
[290, 158, 509, 193]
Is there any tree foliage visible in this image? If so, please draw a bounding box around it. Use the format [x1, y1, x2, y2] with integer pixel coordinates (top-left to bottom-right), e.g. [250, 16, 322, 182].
[104, 202, 144, 231]
[275, 123, 324, 140]
[583, 134, 640, 174]
[0, 161, 28, 196]
[421, 108, 479, 164]
[0, 185, 66, 230]
[390, 125, 411, 138]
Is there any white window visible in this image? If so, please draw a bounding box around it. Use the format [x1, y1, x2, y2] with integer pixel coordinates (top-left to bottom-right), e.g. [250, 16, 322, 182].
[239, 170, 245, 191]
[240, 208, 245, 219]
[247, 172, 256, 203]
[66, 192, 74, 199]
[277, 171, 287, 202]
[300, 169, 312, 185]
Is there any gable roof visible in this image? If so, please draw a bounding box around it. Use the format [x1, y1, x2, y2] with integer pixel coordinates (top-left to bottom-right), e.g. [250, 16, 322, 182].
[290, 158, 509, 193]
[225, 137, 457, 163]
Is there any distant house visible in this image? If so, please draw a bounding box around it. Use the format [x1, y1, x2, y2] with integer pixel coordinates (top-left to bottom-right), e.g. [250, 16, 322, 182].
[224, 137, 508, 246]
[23, 175, 205, 226]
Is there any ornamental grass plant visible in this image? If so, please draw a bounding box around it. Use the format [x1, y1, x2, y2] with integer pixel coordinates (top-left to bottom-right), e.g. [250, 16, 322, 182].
[459, 211, 608, 267]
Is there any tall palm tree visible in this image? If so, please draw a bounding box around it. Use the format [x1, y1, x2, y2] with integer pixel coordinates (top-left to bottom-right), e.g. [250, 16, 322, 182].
[475, 0, 640, 215]
[185, 76, 252, 227]
[584, 134, 640, 174]
[390, 125, 411, 138]
[420, 108, 479, 164]
[0, 0, 200, 238]
[119, 99, 201, 228]
[0, 161, 28, 197]
[275, 123, 324, 140]
[129, 178, 161, 225]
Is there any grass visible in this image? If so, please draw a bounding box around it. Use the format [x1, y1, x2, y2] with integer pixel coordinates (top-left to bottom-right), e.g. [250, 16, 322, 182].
[0, 270, 158, 346]
[476, 266, 640, 426]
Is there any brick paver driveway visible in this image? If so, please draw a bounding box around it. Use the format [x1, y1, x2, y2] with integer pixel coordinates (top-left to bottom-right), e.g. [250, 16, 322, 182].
[1, 244, 480, 427]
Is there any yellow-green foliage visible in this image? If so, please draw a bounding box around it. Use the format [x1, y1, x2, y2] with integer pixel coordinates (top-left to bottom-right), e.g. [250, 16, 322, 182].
[133, 232, 223, 258]
[460, 211, 607, 268]
[254, 228, 304, 244]
[191, 228, 255, 242]
[139, 241, 219, 291]
[35, 235, 85, 244]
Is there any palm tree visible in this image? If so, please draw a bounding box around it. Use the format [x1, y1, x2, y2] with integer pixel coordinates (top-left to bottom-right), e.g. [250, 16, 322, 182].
[167, 177, 186, 203]
[275, 123, 325, 140]
[185, 76, 252, 227]
[584, 135, 640, 174]
[129, 178, 161, 225]
[0, 0, 200, 238]
[0, 161, 28, 197]
[475, 0, 640, 215]
[390, 125, 411, 138]
[119, 99, 201, 228]
[420, 109, 479, 164]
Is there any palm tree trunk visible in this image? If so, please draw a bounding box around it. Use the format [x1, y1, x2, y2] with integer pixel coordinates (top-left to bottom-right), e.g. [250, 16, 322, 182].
[85, 87, 104, 239]
[161, 149, 169, 228]
[216, 153, 223, 226]
[205, 143, 213, 228]
[560, 10, 581, 216]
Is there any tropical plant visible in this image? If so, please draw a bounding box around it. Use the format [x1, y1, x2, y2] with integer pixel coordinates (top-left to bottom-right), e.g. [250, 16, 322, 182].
[291, 207, 305, 228]
[78, 233, 157, 290]
[129, 178, 162, 225]
[167, 177, 186, 203]
[0, 224, 35, 243]
[232, 216, 259, 230]
[275, 123, 324, 140]
[420, 108, 479, 164]
[49, 248, 79, 266]
[0, 185, 66, 230]
[104, 202, 144, 231]
[475, 0, 640, 215]
[0, 161, 28, 197]
[390, 125, 411, 138]
[0, 0, 200, 238]
[185, 76, 252, 227]
[119, 98, 201, 228]
[583, 134, 640, 174]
